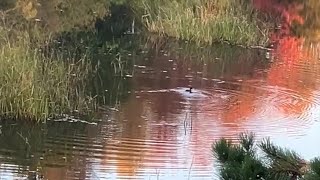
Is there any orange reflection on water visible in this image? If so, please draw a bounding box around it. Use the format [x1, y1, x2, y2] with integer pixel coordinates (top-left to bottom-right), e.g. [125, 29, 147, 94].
[106, 45, 320, 180]
[253, 0, 304, 26]
[43, 167, 68, 180]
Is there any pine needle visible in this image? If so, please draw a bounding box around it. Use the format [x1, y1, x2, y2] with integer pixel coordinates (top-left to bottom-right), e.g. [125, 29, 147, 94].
[259, 138, 305, 178]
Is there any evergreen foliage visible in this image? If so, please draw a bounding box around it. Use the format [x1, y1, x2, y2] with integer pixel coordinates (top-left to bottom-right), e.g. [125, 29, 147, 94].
[213, 133, 320, 180]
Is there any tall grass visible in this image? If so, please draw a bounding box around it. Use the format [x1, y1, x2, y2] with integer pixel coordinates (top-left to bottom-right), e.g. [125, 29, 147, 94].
[0, 28, 95, 122]
[133, 0, 270, 46]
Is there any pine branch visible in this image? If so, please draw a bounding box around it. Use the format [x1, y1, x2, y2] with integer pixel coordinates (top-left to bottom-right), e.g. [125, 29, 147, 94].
[212, 138, 232, 163]
[310, 158, 320, 176]
[304, 158, 320, 180]
[259, 138, 306, 178]
[239, 132, 255, 153]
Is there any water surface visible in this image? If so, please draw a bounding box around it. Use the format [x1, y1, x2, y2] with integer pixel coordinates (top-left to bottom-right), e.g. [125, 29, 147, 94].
[1, 38, 320, 179]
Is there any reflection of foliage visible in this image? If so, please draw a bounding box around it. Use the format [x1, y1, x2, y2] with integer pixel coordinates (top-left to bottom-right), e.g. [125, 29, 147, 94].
[48, 30, 136, 106]
[142, 35, 268, 77]
[294, 0, 320, 40]
[0, 120, 92, 178]
[213, 133, 320, 180]
[263, 0, 320, 40]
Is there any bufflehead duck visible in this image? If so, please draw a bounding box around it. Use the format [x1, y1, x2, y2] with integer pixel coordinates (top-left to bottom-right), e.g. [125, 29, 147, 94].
[185, 87, 193, 93]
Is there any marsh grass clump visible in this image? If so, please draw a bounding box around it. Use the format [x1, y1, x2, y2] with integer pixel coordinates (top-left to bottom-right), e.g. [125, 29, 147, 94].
[133, 0, 270, 46]
[213, 133, 320, 180]
[0, 28, 95, 122]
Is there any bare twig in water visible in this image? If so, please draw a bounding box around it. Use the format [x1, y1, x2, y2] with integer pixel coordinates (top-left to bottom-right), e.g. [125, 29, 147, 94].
[156, 169, 160, 180]
[184, 113, 188, 135]
[188, 156, 194, 180]
[190, 115, 193, 132]
[17, 132, 31, 150]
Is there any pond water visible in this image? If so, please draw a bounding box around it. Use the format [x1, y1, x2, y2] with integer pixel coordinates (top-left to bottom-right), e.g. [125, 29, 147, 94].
[1, 1, 320, 180]
[1, 37, 320, 179]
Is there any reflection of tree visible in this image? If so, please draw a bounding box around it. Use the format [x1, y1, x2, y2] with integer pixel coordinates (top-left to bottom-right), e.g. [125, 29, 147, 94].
[98, 95, 147, 178]
[252, 0, 318, 117]
[253, 0, 304, 39]
[0, 121, 96, 179]
[267, 38, 318, 115]
[254, 0, 320, 41]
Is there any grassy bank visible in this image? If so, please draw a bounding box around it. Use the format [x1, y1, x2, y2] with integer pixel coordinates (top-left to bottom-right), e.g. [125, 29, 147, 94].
[0, 0, 138, 122]
[133, 0, 270, 46]
[0, 27, 95, 122]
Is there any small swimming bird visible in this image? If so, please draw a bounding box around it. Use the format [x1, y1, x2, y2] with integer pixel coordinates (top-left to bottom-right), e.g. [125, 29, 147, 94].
[186, 87, 193, 93]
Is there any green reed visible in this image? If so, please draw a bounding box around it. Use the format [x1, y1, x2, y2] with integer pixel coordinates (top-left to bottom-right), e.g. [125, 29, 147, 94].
[133, 0, 270, 46]
[0, 28, 95, 122]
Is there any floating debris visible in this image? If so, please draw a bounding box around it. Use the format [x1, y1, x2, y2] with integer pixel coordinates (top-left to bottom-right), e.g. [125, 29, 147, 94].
[53, 118, 98, 125]
[265, 51, 271, 59]
[108, 107, 119, 111]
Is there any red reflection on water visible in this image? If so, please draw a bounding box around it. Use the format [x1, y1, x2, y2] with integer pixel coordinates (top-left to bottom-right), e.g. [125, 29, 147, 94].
[126, 38, 318, 178]
[253, 0, 316, 116]
[253, 0, 304, 26]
